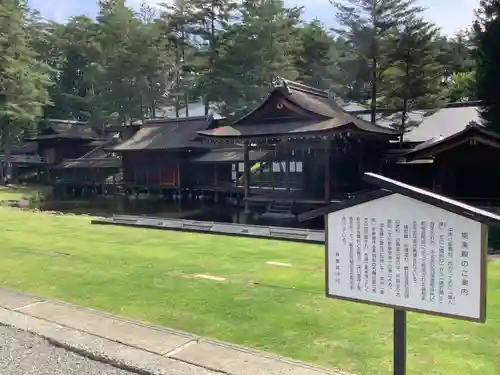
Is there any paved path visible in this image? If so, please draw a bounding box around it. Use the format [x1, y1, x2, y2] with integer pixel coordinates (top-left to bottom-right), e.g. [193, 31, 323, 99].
[0, 325, 135, 375]
[0, 287, 343, 375]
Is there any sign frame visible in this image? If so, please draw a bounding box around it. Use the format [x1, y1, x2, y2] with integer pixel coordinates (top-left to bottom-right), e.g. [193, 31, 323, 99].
[323, 212, 488, 323]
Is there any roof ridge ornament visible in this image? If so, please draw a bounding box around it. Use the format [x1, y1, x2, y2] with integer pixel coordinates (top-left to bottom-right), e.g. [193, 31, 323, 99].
[281, 79, 329, 98]
[272, 77, 291, 94]
[466, 120, 481, 128]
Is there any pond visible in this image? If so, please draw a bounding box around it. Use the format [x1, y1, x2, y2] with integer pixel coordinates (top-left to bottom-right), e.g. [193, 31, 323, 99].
[31, 196, 325, 230]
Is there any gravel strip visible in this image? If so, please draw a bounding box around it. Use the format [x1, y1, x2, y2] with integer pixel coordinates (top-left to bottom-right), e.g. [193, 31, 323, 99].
[0, 325, 136, 374]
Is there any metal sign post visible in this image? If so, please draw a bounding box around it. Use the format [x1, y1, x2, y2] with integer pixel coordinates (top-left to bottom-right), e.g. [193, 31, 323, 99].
[394, 309, 406, 375]
[299, 172, 500, 375]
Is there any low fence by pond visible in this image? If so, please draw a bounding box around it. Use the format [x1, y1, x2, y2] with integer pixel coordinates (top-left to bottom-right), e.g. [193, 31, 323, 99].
[91, 214, 325, 244]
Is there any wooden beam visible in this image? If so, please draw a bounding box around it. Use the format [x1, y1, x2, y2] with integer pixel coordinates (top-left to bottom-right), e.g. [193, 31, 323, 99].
[324, 140, 331, 202]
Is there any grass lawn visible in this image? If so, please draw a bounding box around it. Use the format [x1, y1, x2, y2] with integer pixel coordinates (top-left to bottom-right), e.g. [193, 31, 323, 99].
[0, 185, 46, 202]
[0, 207, 499, 375]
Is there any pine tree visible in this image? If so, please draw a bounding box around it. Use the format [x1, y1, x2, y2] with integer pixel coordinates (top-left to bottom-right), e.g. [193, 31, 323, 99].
[474, 0, 500, 132]
[379, 19, 446, 140]
[34, 16, 99, 121]
[188, 0, 240, 114]
[213, 0, 301, 117]
[331, 0, 424, 122]
[131, 4, 176, 120]
[160, 0, 197, 117]
[94, 0, 148, 125]
[0, 0, 52, 181]
[448, 71, 477, 102]
[293, 21, 338, 91]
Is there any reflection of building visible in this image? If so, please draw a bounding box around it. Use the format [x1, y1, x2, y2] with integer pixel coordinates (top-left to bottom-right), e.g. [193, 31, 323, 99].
[7, 81, 500, 220]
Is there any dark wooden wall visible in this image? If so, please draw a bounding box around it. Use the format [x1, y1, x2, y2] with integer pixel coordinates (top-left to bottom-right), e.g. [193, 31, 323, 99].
[185, 163, 233, 188]
[435, 143, 500, 199]
[386, 142, 500, 201]
[38, 139, 91, 165]
[122, 151, 181, 187]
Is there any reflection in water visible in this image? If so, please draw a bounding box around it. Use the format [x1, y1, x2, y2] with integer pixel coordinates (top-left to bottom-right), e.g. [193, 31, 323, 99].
[36, 197, 324, 229]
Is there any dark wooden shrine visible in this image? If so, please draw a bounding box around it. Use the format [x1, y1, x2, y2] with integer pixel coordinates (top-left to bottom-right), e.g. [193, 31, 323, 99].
[386, 122, 500, 206]
[112, 116, 222, 191]
[198, 79, 397, 213]
[10, 119, 101, 184]
[25, 119, 100, 165]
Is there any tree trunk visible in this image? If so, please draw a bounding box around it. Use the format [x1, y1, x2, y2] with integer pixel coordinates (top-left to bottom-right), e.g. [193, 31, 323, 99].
[370, 4, 378, 124]
[370, 55, 377, 124]
[400, 97, 408, 146]
[400, 58, 411, 146]
[0, 121, 11, 185]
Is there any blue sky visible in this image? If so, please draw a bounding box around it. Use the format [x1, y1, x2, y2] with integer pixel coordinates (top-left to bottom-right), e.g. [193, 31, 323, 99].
[29, 0, 479, 36]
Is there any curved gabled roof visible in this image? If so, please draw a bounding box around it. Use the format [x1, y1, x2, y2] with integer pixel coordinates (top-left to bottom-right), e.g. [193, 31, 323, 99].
[199, 79, 396, 139]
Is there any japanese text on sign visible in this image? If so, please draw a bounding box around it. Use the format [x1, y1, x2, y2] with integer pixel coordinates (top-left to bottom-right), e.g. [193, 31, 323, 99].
[327, 194, 484, 321]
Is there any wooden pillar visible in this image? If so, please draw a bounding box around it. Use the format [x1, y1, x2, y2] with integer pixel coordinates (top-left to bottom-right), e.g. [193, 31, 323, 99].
[176, 162, 181, 189]
[324, 140, 331, 202]
[285, 157, 290, 192]
[243, 141, 250, 213]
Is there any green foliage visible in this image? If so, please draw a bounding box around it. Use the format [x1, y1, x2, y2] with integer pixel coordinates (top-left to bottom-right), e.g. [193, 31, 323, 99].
[0, 0, 52, 147]
[209, 0, 302, 116]
[2, 0, 478, 133]
[448, 71, 477, 102]
[293, 21, 338, 91]
[379, 19, 447, 136]
[474, 0, 500, 132]
[331, 0, 425, 122]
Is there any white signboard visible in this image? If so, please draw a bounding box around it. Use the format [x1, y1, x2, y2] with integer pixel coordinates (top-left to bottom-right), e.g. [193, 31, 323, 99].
[326, 193, 486, 322]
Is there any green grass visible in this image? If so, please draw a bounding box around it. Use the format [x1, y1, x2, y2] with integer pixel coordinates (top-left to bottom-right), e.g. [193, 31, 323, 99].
[0, 185, 45, 202]
[0, 207, 499, 375]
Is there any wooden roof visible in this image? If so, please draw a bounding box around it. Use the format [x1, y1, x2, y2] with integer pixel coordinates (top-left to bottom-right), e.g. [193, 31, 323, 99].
[112, 116, 220, 152]
[56, 136, 121, 169]
[404, 122, 500, 160]
[198, 80, 396, 140]
[27, 119, 99, 141]
[403, 103, 481, 143]
[11, 142, 38, 155]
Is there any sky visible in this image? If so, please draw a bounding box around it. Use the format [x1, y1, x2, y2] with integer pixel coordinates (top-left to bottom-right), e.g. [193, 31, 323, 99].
[28, 0, 480, 36]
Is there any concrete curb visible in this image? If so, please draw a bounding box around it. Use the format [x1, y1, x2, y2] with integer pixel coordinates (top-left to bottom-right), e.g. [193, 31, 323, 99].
[0, 287, 345, 375]
[0, 307, 221, 375]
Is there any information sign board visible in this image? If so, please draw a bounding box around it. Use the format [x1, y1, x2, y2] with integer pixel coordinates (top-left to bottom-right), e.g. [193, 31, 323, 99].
[326, 193, 487, 322]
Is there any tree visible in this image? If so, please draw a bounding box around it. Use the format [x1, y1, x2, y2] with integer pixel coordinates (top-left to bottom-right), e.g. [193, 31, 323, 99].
[434, 32, 475, 81]
[474, 0, 500, 132]
[188, 0, 240, 114]
[293, 20, 339, 91]
[34, 16, 100, 121]
[0, 0, 52, 181]
[379, 19, 446, 140]
[448, 71, 477, 102]
[131, 4, 176, 120]
[160, 0, 198, 117]
[331, 0, 424, 123]
[213, 0, 302, 117]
